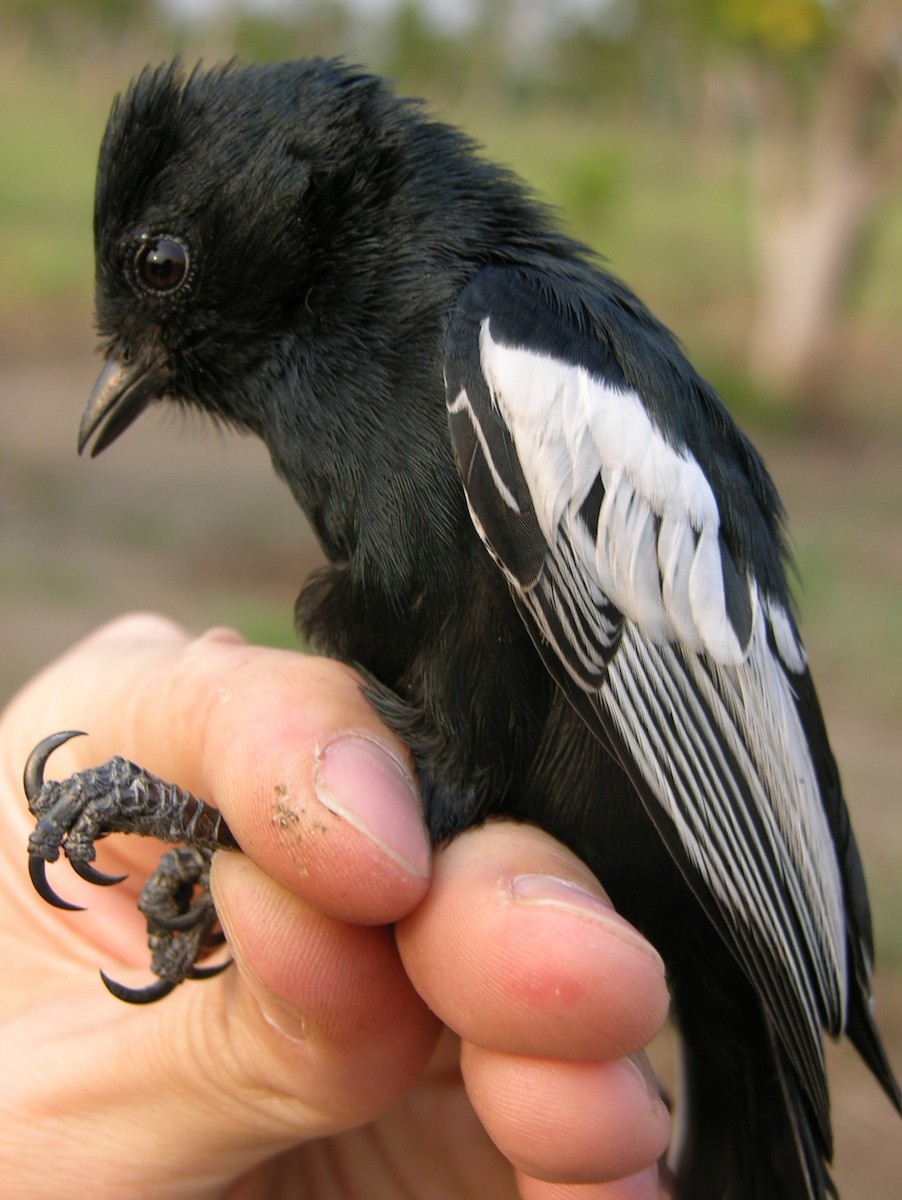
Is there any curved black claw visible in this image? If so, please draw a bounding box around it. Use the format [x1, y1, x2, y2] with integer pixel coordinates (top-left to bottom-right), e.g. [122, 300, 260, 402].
[25, 736, 237, 1003]
[100, 970, 178, 1005]
[28, 853, 84, 912]
[189, 959, 231, 981]
[23, 729, 86, 802]
[71, 858, 128, 888]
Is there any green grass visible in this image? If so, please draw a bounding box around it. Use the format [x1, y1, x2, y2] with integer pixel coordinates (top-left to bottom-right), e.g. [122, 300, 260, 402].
[794, 538, 902, 719]
[0, 66, 101, 313]
[212, 595, 301, 651]
[851, 196, 902, 324]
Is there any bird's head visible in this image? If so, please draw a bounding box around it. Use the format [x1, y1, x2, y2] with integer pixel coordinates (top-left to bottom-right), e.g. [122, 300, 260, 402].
[80, 58, 413, 456]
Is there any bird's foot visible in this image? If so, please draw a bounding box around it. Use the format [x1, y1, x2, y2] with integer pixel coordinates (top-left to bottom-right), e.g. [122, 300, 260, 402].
[24, 730, 239, 1003]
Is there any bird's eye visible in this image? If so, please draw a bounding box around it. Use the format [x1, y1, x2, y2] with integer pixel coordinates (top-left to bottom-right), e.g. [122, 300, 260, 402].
[134, 234, 190, 294]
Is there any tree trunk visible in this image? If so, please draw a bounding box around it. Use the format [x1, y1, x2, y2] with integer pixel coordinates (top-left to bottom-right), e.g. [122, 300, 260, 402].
[743, 1, 902, 421]
[747, 129, 878, 417]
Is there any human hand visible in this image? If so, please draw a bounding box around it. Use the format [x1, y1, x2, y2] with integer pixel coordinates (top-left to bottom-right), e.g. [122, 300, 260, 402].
[0, 614, 672, 1199]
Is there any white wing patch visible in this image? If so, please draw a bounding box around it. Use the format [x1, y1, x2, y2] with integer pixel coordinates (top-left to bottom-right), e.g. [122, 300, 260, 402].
[478, 319, 748, 666]
[471, 317, 847, 1051]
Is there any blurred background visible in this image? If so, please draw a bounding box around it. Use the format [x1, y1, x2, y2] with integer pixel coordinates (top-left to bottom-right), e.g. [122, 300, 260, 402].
[1, 0, 900, 1192]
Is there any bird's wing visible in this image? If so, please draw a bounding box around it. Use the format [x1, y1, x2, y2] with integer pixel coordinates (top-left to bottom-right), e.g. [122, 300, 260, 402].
[444, 264, 847, 1135]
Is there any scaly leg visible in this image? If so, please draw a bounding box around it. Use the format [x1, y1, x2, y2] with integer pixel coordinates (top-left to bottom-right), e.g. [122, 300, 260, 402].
[24, 731, 239, 1003]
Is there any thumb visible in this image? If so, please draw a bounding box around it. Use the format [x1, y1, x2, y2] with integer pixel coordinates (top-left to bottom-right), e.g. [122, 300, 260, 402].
[1, 862, 440, 1200]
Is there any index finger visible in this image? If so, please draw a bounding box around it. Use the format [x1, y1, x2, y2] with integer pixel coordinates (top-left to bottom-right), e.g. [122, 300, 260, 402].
[3, 614, 431, 925]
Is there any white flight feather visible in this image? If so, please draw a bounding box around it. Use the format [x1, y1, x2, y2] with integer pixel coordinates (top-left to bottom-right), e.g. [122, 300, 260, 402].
[606, 623, 845, 1035]
[598, 471, 667, 636]
[768, 599, 808, 674]
[447, 388, 520, 512]
[658, 512, 705, 654]
[688, 528, 745, 665]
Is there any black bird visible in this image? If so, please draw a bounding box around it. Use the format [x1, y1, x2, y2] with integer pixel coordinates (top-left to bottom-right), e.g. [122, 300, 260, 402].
[25, 59, 900, 1200]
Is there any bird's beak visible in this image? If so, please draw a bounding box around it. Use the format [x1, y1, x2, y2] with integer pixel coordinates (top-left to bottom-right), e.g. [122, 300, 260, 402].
[78, 353, 170, 458]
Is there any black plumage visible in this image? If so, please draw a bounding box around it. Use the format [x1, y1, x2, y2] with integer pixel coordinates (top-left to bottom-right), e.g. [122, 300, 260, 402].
[59, 58, 902, 1197]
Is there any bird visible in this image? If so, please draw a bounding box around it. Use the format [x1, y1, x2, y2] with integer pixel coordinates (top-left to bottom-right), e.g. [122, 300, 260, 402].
[27, 58, 901, 1200]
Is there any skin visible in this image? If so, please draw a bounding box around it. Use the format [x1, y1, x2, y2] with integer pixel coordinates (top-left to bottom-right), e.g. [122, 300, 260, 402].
[0, 613, 673, 1199]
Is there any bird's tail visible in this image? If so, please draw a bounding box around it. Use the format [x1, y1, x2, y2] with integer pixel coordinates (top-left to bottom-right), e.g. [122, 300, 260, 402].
[672, 1006, 835, 1200]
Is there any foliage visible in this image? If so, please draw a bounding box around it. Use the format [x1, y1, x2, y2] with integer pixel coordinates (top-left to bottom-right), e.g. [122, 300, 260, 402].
[692, 0, 838, 54]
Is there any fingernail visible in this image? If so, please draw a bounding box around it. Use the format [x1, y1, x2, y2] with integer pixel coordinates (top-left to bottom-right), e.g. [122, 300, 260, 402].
[511, 873, 665, 973]
[314, 733, 430, 878]
[623, 1055, 667, 1112]
[616, 1162, 665, 1200]
[244, 970, 308, 1043]
[216, 908, 308, 1042]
